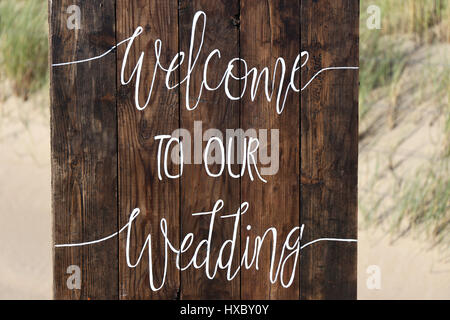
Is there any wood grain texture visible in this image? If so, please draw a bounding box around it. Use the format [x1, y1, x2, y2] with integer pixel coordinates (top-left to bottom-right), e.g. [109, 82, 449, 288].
[116, 0, 180, 299]
[50, 0, 118, 299]
[300, 0, 358, 300]
[51, 0, 358, 300]
[179, 0, 241, 299]
[240, 0, 300, 299]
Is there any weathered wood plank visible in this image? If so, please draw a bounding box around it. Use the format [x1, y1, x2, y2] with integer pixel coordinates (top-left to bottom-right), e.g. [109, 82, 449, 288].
[300, 0, 358, 300]
[240, 0, 300, 299]
[116, 0, 180, 299]
[179, 0, 241, 299]
[50, 0, 359, 300]
[50, 0, 118, 299]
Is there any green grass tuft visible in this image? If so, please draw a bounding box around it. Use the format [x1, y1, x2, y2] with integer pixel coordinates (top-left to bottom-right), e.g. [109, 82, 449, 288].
[0, 0, 48, 99]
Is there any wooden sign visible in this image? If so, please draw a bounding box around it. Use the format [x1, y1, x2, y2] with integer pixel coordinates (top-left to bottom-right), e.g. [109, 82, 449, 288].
[50, 0, 358, 300]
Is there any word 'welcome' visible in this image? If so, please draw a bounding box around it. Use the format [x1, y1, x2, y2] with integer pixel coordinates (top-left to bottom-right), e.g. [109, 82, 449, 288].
[121, 10, 305, 114]
[54, 10, 357, 114]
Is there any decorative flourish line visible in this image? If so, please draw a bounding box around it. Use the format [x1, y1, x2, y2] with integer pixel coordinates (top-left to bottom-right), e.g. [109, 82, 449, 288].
[55, 231, 357, 249]
[52, 35, 358, 91]
[51, 34, 136, 67]
[54, 209, 138, 248]
[54, 226, 124, 247]
[300, 238, 357, 250]
[301, 67, 359, 91]
[54, 210, 357, 249]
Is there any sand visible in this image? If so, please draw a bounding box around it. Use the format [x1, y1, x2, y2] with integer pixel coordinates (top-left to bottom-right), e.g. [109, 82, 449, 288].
[0, 84, 52, 299]
[358, 226, 450, 299]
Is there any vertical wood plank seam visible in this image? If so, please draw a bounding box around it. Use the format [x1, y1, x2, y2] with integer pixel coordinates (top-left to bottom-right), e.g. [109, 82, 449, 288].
[177, 0, 182, 300]
[114, 0, 122, 300]
[238, 0, 242, 301]
[298, 0, 302, 301]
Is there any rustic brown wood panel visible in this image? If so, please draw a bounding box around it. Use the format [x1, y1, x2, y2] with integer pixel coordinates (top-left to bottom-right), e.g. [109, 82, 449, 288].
[179, 0, 241, 299]
[300, 0, 358, 300]
[50, 0, 118, 299]
[116, 0, 180, 299]
[240, 0, 300, 299]
[50, 0, 358, 300]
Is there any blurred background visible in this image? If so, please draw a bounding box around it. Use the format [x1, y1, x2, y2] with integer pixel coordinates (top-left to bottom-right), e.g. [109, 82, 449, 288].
[358, 0, 449, 299]
[0, 0, 448, 299]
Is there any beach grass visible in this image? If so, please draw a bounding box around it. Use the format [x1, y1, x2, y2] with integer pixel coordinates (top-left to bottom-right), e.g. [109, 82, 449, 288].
[360, 0, 450, 246]
[0, 0, 48, 99]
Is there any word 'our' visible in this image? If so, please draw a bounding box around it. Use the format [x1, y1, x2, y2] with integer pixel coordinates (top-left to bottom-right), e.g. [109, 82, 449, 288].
[156, 122, 280, 183]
